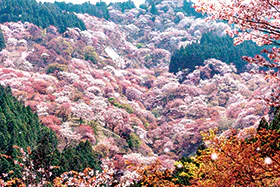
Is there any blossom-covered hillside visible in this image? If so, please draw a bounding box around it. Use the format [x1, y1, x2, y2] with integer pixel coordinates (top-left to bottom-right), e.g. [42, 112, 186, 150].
[0, 0, 276, 186]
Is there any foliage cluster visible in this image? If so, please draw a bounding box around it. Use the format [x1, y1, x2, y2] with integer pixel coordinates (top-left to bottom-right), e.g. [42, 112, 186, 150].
[194, 0, 280, 106]
[127, 132, 141, 151]
[0, 85, 101, 183]
[84, 46, 99, 64]
[46, 63, 68, 74]
[110, 0, 136, 13]
[150, 2, 159, 15]
[189, 123, 280, 186]
[0, 85, 56, 178]
[130, 160, 178, 187]
[0, 29, 5, 51]
[175, 0, 203, 18]
[169, 32, 264, 74]
[0, 0, 86, 33]
[108, 97, 134, 114]
[133, 112, 280, 186]
[54, 1, 110, 20]
[139, 4, 148, 11]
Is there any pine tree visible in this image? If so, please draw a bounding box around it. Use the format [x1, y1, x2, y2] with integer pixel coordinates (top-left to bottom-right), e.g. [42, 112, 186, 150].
[270, 107, 280, 131]
[169, 32, 264, 75]
[0, 29, 5, 51]
[0, 84, 102, 182]
[31, 133, 58, 181]
[0, 84, 57, 179]
[0, 0, 86, 33]
[76, 140, 101, 171]
[257, 117, 269, 131]
[150, 2, 158, 15]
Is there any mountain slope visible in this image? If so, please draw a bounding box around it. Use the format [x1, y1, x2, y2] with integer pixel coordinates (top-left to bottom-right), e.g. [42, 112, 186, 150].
[0, 84, 102, 182]
[0, 0, 86, 33]
[0, 0, 274, 185]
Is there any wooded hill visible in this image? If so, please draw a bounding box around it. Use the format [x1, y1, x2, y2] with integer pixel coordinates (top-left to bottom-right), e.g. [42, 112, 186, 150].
[169, 32, 264, 74]
[0, 85, 101, 182]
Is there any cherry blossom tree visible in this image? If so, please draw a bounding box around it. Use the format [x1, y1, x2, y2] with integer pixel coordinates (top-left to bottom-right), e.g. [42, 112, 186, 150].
[41, 115, 62, 127]
[55, 103, 72, 122]
[194, 0, 280, 106]
[102, 107, 128, 133]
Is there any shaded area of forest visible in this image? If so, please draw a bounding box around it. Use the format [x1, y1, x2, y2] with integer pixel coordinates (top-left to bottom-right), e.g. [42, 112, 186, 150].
[0, 85, 101, 182]
[0, 29, 5, 51]
[169, 32, 264, 75]
[0, 0, 110, 33]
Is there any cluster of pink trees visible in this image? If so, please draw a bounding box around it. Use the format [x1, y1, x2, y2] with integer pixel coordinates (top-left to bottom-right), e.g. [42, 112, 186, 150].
[194, 0, 280, 106]
[0, 0, 277, 175]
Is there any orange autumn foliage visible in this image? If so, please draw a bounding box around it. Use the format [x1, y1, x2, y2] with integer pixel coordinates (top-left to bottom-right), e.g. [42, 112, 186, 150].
[135, 160, 181, 187]
[190, 128, 280, 186]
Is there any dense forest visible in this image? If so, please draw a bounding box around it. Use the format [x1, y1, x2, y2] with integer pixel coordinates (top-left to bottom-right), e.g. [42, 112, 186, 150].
[169, 32, 263, 74]
[1, 81, 279, 185]
[0, 0, 86, 33]
[109, 0, 136, 13]
[176, 0, 203, 18]
[0, 29, 5, 51]
[54, 1, 110, 20]
[0, 85, 101, 182]
[0, 0, 279, 185]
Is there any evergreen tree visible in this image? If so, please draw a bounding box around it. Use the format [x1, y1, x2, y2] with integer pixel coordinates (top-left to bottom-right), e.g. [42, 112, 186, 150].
[0, 84, 102, 181]
[269, 107, 280, 131]
[31, 133, 58, 181]
[0, 85, 54, 178]
[55, 1, 110, 20]
[75, 140, 102, 171]
[58, 141, 101, 174]
[0, 0, 86, 33]
[169, 32, 265, 75]
[182, 0, 203, 17]
[139, 4, 148, 11]
[111, 0, 136, 13]
[0, 29, 5, 51]
[150, 2, 158, 15]
[257, 107, 280, 132]
[257, 117, 269, 131]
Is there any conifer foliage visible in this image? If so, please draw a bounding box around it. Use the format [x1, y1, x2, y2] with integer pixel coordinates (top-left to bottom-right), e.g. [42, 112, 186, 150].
[54, 1, 110, 20]
[0, 0, 86, 33]
[0, 29, 5, 51]
[110, 0, 136, 13]
[175, 0, 203, 18]
[0, 85, 101, 184]
[194, 0, 280, 106]
[169, 32, 264, 74]
[0, 85, 56, 178]
[150, 2, 159, 15]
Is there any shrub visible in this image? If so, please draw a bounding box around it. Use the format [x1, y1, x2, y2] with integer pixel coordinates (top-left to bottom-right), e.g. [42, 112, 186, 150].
[128, 132, 141, 151]
[46, 63, 68, 74]
[136, 43, 145, 49]
[84, 46, 99, 64]
[108, 98, 134, 114]
[121, 103, 134, 114]
[151, 108, 161, 118]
